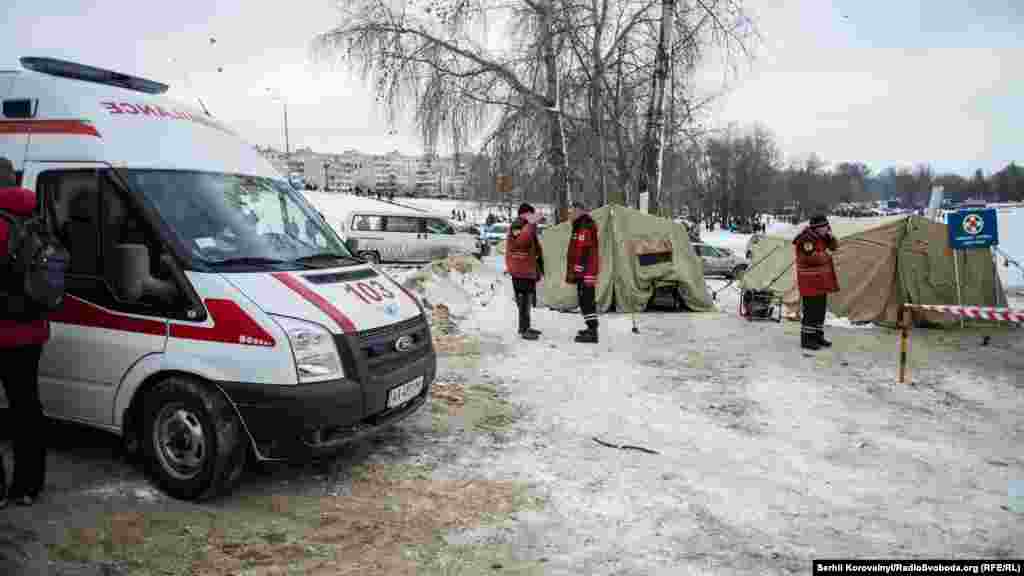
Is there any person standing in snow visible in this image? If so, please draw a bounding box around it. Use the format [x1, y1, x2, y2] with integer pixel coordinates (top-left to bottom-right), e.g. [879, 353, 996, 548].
[793, 214, 839, 350]
[506, 203, 544, 340]
[566, 201, 600, 343]
[0, 157, 50, 508]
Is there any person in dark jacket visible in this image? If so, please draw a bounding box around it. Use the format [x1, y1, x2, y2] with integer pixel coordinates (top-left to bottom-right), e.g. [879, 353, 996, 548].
[566, 201, 600, 343]
[0, 158, 49, 508]
[793, 214, 839, 350]
[505, 203, 544, 340]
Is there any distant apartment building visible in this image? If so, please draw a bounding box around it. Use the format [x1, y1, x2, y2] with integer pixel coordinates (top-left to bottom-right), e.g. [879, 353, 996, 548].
[256, 145, 468, 196]
[316, 150, 367, 193]
[374, 151, 415, 196]
[415, 153, 439, 197]
[414, 153, 472, 198]
[441, 156, 471, 199]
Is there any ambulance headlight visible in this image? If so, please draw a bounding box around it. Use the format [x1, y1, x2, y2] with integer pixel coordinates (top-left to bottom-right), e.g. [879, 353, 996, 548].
[271, 315, 344, 383]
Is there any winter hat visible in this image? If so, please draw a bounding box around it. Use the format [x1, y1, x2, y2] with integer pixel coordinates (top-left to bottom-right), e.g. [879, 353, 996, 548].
[809, 214, 829, 229]
[518, 203, 535, 215]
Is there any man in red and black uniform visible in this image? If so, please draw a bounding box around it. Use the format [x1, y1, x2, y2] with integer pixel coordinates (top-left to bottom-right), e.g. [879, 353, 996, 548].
[566, 202, 600, 343]
[793, 214, 839, 350]
[0, 157, 49, 508]
[505, 203, 544, 340]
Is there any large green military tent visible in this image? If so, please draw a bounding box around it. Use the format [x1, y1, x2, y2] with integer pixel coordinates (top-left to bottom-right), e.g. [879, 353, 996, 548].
[740, 215, 1007, 326]
[539, 204, 714, 313]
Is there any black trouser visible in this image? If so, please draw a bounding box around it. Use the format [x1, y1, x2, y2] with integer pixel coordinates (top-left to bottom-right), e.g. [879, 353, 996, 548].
[0, 345, 46, 499]
[577, 282, 598, 331]
[512, 278, 537, 333]
[801, 294, 827, 341]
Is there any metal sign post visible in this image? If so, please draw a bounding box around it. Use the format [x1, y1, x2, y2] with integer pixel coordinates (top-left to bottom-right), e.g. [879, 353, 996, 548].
[947, 207, 999, 329]
[953, 248, 964, 329]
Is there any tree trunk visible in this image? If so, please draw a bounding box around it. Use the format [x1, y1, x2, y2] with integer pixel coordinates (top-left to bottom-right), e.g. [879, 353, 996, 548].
[592, 0, 609, 208]
[636, 0, 675, 214]
[539, 0, 570, 221]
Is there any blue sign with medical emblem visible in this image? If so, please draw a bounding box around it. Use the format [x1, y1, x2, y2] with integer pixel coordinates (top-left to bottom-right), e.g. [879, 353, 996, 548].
[947, 208, 998, 250]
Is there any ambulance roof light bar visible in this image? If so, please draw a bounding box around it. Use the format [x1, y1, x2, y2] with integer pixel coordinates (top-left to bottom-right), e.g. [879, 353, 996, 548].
[20, 57, 170, 95]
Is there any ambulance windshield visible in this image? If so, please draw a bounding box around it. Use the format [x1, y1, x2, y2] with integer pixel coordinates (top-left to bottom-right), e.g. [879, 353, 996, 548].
[121, 170, 354, 267]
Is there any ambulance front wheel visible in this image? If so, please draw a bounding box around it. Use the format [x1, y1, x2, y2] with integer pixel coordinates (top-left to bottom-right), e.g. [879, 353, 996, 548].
[142, 376, 248, 501]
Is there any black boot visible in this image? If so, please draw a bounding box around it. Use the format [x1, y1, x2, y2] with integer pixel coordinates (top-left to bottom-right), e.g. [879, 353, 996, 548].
[801, 331, 820, 350]
[517, 294, 539, 340]
[816, 330, 832, 348]
[575, 321, 599, 343]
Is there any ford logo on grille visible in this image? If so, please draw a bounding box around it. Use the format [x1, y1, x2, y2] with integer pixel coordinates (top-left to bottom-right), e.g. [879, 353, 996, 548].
[394, 335, 415, 353]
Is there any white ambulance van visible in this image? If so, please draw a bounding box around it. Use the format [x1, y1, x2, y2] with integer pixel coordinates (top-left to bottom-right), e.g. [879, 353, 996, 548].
[0, 57, 436, 500]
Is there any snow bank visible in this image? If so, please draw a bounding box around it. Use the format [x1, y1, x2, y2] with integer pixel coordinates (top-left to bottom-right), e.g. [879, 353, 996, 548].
[386, 256, 503, 324]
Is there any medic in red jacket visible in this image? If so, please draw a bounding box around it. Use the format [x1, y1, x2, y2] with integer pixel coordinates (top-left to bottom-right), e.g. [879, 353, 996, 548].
[0, 159, 50, 507]
[566, 211, 600, 287]
[566, 203, 600, 343]
[793, 214, 838, 350]
[0, 185, 49, 348]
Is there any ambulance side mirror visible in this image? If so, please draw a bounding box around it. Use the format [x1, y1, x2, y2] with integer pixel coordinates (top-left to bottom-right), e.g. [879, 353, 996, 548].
[110, 244, 178, 303]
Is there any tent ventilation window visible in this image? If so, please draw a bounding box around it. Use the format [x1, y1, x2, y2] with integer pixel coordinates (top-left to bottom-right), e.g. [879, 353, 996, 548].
[638, 252, 673, 266]
[632, 238, 674, 266]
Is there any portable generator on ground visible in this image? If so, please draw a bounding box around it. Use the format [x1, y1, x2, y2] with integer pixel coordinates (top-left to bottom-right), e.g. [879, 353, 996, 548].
[739, 289, 782, 322]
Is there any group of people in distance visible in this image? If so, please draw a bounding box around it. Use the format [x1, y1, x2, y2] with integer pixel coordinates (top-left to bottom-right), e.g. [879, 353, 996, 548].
[502, 200, 839, 351]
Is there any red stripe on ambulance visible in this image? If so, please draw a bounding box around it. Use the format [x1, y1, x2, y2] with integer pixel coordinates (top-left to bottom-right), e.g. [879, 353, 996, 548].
[169, 299, 276, 346]
[271, 272, 357, 334]
[50, 295, 276, 346]
[0, 120, 101, 137]
[49, 295, 165, 335]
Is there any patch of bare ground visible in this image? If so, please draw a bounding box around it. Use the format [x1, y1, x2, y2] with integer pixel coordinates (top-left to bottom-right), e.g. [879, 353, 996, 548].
[49, 462, 535, 575]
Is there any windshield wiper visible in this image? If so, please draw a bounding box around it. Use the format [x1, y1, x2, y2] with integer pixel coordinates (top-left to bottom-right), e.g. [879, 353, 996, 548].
[292, 253, 364, 267]
[210, 256, 290, 267]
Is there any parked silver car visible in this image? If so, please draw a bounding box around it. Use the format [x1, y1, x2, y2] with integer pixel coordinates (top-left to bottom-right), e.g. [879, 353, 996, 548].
[482, 223, 511, 245]
[694, 243, 750, 279]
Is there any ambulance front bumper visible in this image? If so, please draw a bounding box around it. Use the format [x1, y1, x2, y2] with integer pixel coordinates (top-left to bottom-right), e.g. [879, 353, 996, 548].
[219, 314, 436, 460]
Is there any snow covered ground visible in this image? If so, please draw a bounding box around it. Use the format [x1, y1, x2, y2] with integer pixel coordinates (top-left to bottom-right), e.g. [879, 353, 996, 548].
[378, 248, 1023, 573]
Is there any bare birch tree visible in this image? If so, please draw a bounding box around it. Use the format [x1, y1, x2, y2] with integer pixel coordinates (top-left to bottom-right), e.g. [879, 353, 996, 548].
[314, 0, 574, 217]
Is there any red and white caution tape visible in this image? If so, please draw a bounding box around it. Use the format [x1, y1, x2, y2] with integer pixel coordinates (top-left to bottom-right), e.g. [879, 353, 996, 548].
[904, 304, 1024, 323]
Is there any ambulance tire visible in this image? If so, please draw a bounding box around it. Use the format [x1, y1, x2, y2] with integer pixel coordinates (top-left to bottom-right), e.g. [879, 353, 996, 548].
[142, 376, 248, 501]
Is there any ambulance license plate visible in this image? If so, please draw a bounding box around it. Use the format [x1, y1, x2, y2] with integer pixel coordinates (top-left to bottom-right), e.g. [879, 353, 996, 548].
[387, 376, 424, 409]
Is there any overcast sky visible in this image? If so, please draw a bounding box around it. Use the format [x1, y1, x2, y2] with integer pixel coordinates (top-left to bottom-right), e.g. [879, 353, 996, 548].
[2, 0, 1020, 177]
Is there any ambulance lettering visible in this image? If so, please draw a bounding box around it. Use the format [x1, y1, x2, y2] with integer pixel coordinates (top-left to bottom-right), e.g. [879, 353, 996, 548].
[99, 101, 237, 135]
[344, 280, 396, 305]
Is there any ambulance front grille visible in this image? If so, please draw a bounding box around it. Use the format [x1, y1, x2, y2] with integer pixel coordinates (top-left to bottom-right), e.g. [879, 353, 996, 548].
[354, 315, 431, 374]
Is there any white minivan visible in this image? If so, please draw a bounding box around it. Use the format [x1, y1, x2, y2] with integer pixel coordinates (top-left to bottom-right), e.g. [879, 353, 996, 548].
[331, 207, 483, 264]
[0, 57, 436, 500]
